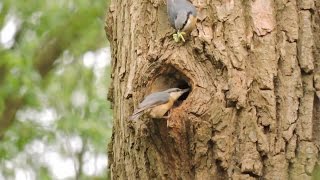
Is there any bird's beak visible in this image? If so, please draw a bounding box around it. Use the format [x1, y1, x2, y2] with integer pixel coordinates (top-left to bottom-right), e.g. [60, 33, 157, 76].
[181, 88, 190, 93]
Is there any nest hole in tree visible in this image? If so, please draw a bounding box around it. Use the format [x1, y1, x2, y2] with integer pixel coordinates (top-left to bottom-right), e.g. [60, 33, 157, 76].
[149, 66, 191, 106]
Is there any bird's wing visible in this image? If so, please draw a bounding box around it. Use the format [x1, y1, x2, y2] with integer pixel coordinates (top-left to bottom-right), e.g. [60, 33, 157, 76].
[167, 0, 177, 26]
[175, 0, 197, 16]
[129, 104, 158, 120]
[190, 4, 197, 16]
[138, 92, 169, 109]
[130, 92, 169, 120]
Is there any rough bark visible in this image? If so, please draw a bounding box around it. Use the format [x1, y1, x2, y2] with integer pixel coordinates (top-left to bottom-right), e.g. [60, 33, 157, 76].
[106, 0, 320, 179]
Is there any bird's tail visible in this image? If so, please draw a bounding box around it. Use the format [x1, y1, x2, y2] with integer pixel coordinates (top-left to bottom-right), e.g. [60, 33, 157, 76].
[129, 110, 143, 121]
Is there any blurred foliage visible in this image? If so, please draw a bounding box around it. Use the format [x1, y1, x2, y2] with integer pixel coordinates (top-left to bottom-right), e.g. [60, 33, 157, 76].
[313, 165, 320, 180]
[0, 0, 111, 179]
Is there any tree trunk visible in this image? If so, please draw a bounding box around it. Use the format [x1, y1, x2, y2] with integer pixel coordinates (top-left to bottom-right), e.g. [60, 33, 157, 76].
[105, 0, 320, 179]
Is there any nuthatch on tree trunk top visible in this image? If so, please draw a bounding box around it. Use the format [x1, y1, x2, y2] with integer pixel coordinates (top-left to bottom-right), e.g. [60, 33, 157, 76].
[167, 0, 197, 42]
[130, 88, 189, 120]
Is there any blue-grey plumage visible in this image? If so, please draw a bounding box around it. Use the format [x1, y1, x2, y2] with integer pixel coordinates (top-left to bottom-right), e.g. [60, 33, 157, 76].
[167, 0, 197, 32]
[130, 88, 189, 120]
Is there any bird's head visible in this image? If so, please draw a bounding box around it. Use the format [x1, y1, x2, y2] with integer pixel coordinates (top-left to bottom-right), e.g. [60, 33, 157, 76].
[165, 88, 190, 100]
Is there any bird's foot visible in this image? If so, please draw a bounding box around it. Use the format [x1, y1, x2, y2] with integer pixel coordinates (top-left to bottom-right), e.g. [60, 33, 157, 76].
[173, 31, 186, 43]
[162, 110, 172, 119]
[162, 115, 170, 119]
[162, 113, 171, 119]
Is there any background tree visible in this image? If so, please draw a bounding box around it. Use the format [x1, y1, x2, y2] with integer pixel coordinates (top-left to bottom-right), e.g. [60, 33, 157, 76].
[106, 0, 320, 179]
[0, 0, 112, 179]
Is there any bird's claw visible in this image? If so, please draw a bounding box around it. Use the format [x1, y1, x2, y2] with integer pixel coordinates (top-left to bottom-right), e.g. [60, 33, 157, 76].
[173, 31, 186, 43]
[162, 115, 170, 119]
[162, 109, 173, 119]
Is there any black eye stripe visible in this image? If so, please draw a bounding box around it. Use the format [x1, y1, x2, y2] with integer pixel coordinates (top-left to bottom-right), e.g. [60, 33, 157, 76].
[181, 12, 192, 30]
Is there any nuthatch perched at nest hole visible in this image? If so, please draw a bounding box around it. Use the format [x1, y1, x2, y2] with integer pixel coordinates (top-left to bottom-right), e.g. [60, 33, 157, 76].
[166, 0, 197, 42]
[130, 88, 189, 120]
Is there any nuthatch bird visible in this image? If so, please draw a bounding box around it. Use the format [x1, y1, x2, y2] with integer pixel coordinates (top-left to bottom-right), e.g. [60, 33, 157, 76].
[167, 0, 197, 42]
[130, 88, 189, 120]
